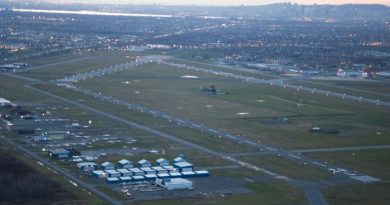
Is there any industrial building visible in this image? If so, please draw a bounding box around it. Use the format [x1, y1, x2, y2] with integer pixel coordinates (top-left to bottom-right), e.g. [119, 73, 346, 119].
[77, 162, 97, 171]
[82, 156, 209, 185]
[174, 162, 194, 172]
[138, 159, 151, 168]
[156, 158, 169, 166]
[49, 148, 70, 159]
[155, 178, 193, 190]
[118, 159, 133, 169]
[173, 156, 186, 163]
[0, 98, 11, 107]
[101, 161, 115, 170]
[129, 168, 144, 176]
[106, 170, 121, 177]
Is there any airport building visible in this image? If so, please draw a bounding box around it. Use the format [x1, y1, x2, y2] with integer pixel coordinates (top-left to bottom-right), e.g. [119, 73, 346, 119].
[155, 178, 193, 190]
[174, 162, 194, 172]
[118, 159, 133, 169]
[49, 148, 70, 159]
[156, 158, 169, 166]
[77, 162, 97, 171]
[138, 159, 151, 168]
[101, 161, 115, 170]
[0, 98, 11, 107]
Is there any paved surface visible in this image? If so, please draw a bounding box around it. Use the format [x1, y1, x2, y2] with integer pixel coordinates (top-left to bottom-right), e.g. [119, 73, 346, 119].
[295, 144, 390, 153]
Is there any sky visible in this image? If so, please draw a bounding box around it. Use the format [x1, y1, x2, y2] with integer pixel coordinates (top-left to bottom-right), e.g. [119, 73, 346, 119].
[45, 0, 390, 6]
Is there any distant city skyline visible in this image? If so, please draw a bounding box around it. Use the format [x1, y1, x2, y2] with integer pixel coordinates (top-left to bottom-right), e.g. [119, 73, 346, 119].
[43, 0, 390, 6]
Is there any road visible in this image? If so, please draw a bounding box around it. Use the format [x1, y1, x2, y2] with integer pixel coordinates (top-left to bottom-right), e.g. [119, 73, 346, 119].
[0, 136, 122, 205]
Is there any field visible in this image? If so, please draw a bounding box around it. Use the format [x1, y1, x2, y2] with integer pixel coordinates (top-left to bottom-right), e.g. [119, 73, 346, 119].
[2, 50, 389, 205]
[76, 61, 390, 149]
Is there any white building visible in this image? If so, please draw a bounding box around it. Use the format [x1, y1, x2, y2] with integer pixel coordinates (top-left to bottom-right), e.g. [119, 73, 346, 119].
[155, 178, 193, 190]
[0, 98, 11, 107]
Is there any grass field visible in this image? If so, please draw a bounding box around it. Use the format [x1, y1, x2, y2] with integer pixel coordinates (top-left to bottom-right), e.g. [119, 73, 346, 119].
[305, 149, 390, 180]
[76, 62, 390, 149]
[35, 83, 257, 154]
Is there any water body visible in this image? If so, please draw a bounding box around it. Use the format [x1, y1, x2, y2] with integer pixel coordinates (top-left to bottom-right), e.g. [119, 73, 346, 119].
[11, 8, 175, 18]
[8, 8, 225, 19]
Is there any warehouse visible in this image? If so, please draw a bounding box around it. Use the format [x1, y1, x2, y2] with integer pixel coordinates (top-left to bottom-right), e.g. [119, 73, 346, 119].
[141, 167, 156, 175]
[101, 161, 115, 170]
[138, 159, 151, 168]
[155, 178, 193, 190]
[195, 170, 210, 177]
[0, 98, 11, 107]
[129, 168, 144, 176]
[117, 169, 132, 176]
[119, 176, 132, 182]
[162, 165, 178, 173]
[77, 162, 97, 171]
[145, 174, 158, 180]
[118, 159, 133, 169]
[173, 156, 186, 163]
[92, 170, 108, 178]
[152, 166, 168, 174]
[106, 177, 120, 183]
[49, 148, 69, 159]
[156, 158, 169, 166]
[106, 170, 121, 177]
[174, 162, 194, 172]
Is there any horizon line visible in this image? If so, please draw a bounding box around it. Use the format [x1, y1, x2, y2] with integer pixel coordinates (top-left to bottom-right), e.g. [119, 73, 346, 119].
[8, 0, 390, 7]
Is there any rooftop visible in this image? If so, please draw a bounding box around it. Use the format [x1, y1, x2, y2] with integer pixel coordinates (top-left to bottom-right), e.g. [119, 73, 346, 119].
[50, 148, 69, 155]
[174, 162, 193, 168]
